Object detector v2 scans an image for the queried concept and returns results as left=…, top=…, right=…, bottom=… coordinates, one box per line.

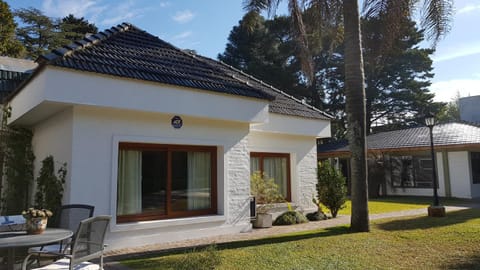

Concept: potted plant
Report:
left=22, top=208, right=53, bottom=234
left=250, top=172, right=284, bottom=228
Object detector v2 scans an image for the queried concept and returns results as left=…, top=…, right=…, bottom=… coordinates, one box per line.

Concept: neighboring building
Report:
left=6, top=23, right=332, bottom=250
left=0, top=57, right=37, bottom=100
left=459, top=95, right=480, bottom=123
left=318, top=122, right=480, bottom=199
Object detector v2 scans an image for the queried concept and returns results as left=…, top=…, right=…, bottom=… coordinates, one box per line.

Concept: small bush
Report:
left=250, top=172, right=284, bottom=213
left=273, top=211, right=308, bottom=225
left=306, top=211, right=328, bottom=221
left=174, top=245, right=221, bottom=270
left=317, top=160, right=347, bottom=218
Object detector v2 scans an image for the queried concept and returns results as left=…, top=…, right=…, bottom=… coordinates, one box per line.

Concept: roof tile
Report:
left=37, top=23, right=330, bottom=120
left=318, top=122, right=480, bottom=154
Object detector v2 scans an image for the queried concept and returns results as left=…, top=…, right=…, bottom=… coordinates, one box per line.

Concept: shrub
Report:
left=306, top=211, right=328, bottom=221
left=34, top=156, right=67, bottom=222
left=250, top=172, right=284, bottom=213
left=316, top=160, right=347, bottom=218
left=273, top=211, right=308, bottom=225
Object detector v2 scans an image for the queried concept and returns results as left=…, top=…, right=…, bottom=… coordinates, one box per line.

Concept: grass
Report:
left=119, top=199, right=480, bottom=270
left=335, top=196, right=471, bottom=215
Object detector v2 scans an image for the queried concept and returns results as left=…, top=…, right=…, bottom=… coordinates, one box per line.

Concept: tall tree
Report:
left=14, top=8, right=62, bottom=59
left=245, top=0, right=453, bottom=232
left=0, top=0, right=24, bottom=57
left=60, top=14, right=98, bottom=42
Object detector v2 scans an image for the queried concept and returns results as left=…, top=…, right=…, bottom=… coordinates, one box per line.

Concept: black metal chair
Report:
left=22, top=215, right=111, bottom=270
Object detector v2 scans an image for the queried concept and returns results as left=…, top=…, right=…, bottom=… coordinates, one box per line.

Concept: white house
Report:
left=6, top=23, right=331, bottom=250
left=318, top=122, right=480, bottom=199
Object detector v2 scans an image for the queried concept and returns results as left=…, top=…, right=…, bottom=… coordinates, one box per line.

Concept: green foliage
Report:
left=173, top=245, right=221, bottom=270
left=250, top=171, right=284, bottom=213
left=220, top=12, right=442, bottom=139
left=0, top=106, right=35, bottom=215
left=60, top=14, right=98, bottom=42
left=0, top=0, right=24, bottom=57
left=306, top=211, right=328, bottom=221
left=316, top=160, right=347, bottom=218
left=34, top=156, right=66, bottom=217
left=14, top=8, right=63, bottom=59
left=437, top=92, right=460, bottom=122
left=273, top=210, right=308, bottom=225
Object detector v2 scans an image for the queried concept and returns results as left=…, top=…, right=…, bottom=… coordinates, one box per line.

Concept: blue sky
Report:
left=6, top=0, right=480, bottom=102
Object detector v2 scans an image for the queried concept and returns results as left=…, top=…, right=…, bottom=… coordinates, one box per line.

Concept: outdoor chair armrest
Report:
left=22, top=251, right=72, bottom=270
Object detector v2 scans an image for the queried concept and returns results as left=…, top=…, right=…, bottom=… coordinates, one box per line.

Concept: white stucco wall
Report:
left=31, top=108, right=74, bottom=203
left=66, top=106, right=253, bottom=250
left=386, top=152, right=446, bottom=197
left=248, top=130, right=319, bottom=212
left=449, top=151, right=472, bottom=198
left=8, top=67, right=269, bottom=126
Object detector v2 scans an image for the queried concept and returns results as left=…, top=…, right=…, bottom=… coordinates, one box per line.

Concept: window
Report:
left=250, top=152, right=291, bottom=201
left=472, top=152, right=480, bottom=184
left=117, top=143, right=217, bottom=223
left=390, top=155, right=433, bottom=188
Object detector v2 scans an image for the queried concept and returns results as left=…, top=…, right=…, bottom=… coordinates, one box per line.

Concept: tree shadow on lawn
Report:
left=109, top=226, right=352, bottom=262
left=377, top=208, right=480, bottom=231
left=441, top=253, right=480, bottom=270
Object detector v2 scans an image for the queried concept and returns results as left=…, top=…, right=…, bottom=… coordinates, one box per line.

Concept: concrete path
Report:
left=103, top=204, right=477, bottom=269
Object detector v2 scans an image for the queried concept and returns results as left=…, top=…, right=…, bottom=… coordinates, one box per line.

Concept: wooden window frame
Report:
left=117, top=142, right=217, bottom=223
left=250, top=152, right=291, bottom=202
left=472, top=152, right=480, bottom=184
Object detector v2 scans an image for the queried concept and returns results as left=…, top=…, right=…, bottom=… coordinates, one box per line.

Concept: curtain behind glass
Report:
left=117, top=150, right=142, bottom=215
left=250, top=157, right=260, bottom=174
left=263, top=157, right=287, bottom=197
left=187, top=152, right=211, bottom=210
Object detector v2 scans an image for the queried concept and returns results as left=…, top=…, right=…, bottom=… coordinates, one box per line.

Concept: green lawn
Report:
left=336, top=196, right=471, bottom=215
left=121, top=207, right=480, bottom=270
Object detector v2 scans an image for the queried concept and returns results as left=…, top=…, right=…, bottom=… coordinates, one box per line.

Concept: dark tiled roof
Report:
left=36, top=23, right=331, bottom=120
left=318, top=122, right=480, bottom=154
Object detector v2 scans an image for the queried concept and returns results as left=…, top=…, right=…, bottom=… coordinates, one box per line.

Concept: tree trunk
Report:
left=343, top=0, right=369, bottom=232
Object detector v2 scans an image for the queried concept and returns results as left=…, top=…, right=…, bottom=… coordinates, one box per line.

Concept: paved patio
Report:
left=103, top=204, right=477, bottom=269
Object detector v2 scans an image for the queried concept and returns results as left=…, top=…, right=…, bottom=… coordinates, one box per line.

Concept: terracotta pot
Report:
left=26, top=217, right=48, bottom=234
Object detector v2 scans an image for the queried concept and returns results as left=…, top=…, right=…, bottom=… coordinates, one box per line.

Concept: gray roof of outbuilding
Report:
left=318, top=122, right=480, bottom=154
left=33, top=23, right=331, bottom=120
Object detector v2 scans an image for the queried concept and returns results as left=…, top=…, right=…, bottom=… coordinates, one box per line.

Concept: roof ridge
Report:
left=212, top=58, right=333, bottom=119
left=37, top=22, right=134, bottom=65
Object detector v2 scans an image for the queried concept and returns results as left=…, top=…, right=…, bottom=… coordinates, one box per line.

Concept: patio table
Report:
left=0, top=228, right=73, bottom=270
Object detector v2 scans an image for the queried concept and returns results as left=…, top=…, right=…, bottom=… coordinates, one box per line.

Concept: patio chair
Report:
left=22, top=215, right=111, bottom=270
left=30, top=204, right=94, bottom=254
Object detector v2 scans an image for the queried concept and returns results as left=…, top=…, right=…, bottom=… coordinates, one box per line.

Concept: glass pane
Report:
left=263, top=157, right=288, bottom=197
left=117, top=150, right=143, bottom=215
left=413, top=157, right=433, bottom=188
left=171, top=151, right=212, bottom=211
left=141, top=151, right=167, bottom=214
left=250, top=157, right=260, bottom=174
left=472, top=152, right=480, bottom=184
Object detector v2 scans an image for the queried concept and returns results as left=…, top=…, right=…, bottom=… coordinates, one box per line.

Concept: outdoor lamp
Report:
left=424, top=112, right=446, bottom=217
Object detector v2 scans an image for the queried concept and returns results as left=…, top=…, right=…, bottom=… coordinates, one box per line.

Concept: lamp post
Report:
left=425, top=113, right=445, bottom=217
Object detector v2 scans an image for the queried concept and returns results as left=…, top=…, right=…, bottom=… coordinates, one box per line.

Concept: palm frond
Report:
left=420, top=0, right=453, bottom=45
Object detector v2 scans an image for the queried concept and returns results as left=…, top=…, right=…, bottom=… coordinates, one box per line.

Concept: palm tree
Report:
left=243, top=0, right=452, bottom=232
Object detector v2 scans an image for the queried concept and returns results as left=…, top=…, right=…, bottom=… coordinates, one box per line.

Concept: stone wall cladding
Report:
left=226, top=136, right=251, bottom=224
left=297, top=146, right=318, bottom=210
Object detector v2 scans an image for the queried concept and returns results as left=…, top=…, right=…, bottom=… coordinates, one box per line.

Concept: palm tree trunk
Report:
left=343, top=0, right=369, bottom=232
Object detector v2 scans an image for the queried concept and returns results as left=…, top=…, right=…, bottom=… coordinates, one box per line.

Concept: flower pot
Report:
left=26, top=217, right=48, bottom=234
left=253, top=213, right=272, bottom=228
